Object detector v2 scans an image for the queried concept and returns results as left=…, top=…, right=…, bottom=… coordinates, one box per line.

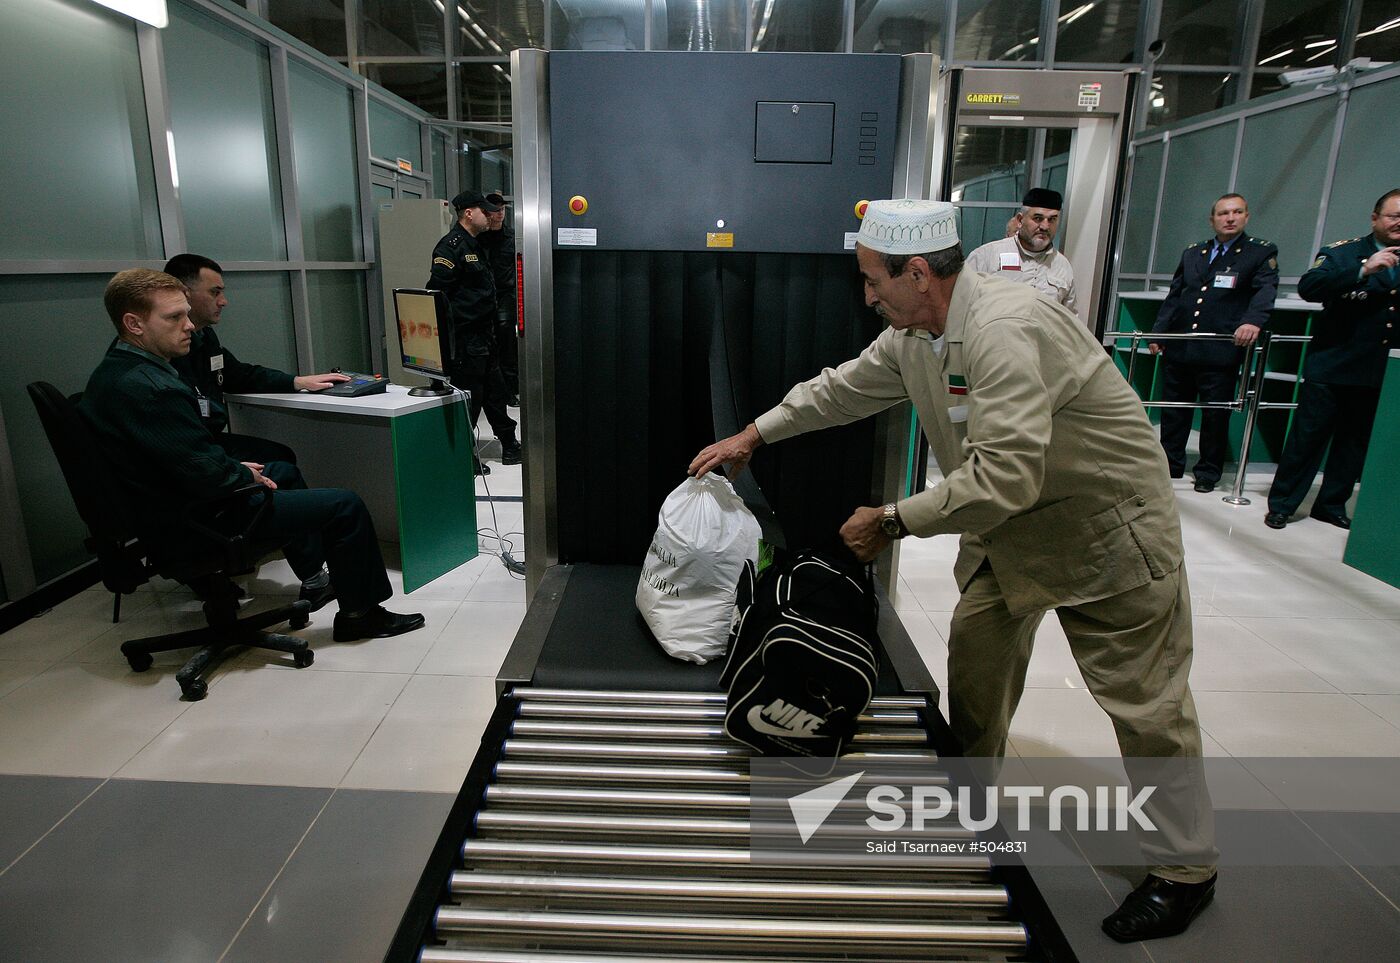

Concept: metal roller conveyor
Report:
left=498, top=738, right=941, bottom=765
left=420, top=951, right=952, bottom=963
left=461, top=839, right=992, bottom=875
left=432, top=907, right=1029, bottom=952
left=507, top=719, right=931, bottom=745
left=472, top=809, right=975, bottom=841
left=492, top=760, right=951, bottom=788
left=481, top=784, right=958, bottom=817
left=449, top=873, right=1010, bottom=909
left=513, top=701, right=924, bottom=727
left=508, top=687, right=930, bottom=711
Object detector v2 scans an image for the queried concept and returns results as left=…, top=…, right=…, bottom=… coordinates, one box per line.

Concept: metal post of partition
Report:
left=1223, top=331, right=1272, bottom=506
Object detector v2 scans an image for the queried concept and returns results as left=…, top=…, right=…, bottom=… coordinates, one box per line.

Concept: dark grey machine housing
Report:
left=549, top=51, right=901, bottom=253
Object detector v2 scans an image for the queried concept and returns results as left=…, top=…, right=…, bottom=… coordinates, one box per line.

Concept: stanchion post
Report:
left=1223, top=331, right=1273, bottom=506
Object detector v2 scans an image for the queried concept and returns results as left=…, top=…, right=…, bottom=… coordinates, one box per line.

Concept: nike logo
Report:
left=747, top=700, right=824, bottom=739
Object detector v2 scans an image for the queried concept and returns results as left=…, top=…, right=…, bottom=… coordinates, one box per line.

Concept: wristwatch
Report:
left=879, top=503, right=905, bottom=539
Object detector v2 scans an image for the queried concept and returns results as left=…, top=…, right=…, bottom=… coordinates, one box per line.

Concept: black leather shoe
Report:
left=1102, top=873, right=1216, bottom=943
left=333, top=606, right=425, bottom=642
left=502, top=444, right=522, bottom=466
left=474, top=461, right=491, bottom=476
left=508, top=394, right=520, bottom=408
left=1264, top=512, right=1288, bottom=529
left=1309, top=509, right=1351, bottom=529
left=1193, top=479, right=1216, bottom=493
left=297, top=582, right=337, bottom=612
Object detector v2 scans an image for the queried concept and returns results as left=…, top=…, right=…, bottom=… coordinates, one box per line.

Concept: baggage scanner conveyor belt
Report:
left=387, top=564, right=1075, bottom=962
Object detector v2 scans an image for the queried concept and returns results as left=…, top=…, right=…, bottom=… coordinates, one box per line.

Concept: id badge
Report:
left=1213, top=274, right=1237, bottom=289
left=998, top=252, right=1021, bottom=271
left=198, top=397, right=211, bottom=418
left=210, top=354, right=225, bottom=371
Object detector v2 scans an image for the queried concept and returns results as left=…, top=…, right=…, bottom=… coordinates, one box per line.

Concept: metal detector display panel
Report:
left=549, top=51, right=901, bottom=253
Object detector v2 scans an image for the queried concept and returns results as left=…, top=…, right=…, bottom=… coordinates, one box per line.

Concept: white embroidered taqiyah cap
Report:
left=857, top=199, right=959, bottom=255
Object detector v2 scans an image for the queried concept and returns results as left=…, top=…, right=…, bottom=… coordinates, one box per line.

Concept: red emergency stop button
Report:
left=854, top=199, right=870, bottom=218
left=569, top=195, right=588, bottom=215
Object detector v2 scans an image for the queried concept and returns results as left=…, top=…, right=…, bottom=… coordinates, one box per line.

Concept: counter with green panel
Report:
left=1109, top=290, right=1320, bottom=462
left=1344, top=350, right=1400, bottom=589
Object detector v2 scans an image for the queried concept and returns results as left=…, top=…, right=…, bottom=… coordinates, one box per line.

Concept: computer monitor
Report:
left=393, top=288, right=453, bottom=397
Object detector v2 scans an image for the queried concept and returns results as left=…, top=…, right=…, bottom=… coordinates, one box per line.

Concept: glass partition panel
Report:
left=166, top=1, right=287, bottom=261
left=665, top=0, right=746, bottom=50
left=1151, top=121, right=1237, bottom=275
left=219, top=272, right=298, bottom=374
left=307, top=271, right=371, bottom=372
left=1253, top=0, right=1345, bottom=77
left=1234, top=97, right=1334, bottom=276
left=853, top=0, right=944, bottom=54
left=1119, top=139, right=1163, bottom=274
left=0, top=0, right=159, bottom=260
left=267, top=0, right=348, bottom=57
left=369, top=98, right=425, bottom=169
left=0, top=274, right=117, bottom=582
left=458, top=62, right=512, bottom=126
left=954, top=0, right=1041, bottom=61
left=550, top=0, right=650, bottom=50
left=361, top=0, right=444, bottom=56
left=462, top=0, right=545, bottom=51
left=289, top=61, right=363, bottom=262
left=1322, top=78, right=1400, bottom=248
left=433, top=131, right=448, bottom=200
left=362, top=62, right=449, bottom=118
left=1355, top=0, right=1400, bottom=62
left=750, top=0, right=844, bottom=51
left=1144, top=70, right=1236, bottom=127
left=1156, top=0, right=1242, bottom=65
left=1056, top=0, right=1141, bottom=63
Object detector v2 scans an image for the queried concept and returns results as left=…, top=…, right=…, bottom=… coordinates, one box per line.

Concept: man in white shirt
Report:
left=965, top=188, right=1077, bottom=312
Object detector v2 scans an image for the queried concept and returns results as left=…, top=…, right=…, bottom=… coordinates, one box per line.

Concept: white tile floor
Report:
left=0, top=459, right=1397, bottom=800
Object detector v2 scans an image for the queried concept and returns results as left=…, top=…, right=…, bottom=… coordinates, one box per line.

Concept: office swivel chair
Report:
left=27, top=382, right=314, bottom=701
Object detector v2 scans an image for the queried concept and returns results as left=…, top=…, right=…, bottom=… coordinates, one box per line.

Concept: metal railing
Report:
left=1109, top=329, right=1310, bottom=506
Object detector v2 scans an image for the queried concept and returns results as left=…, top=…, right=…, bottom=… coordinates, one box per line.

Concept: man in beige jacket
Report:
left=690, top=199, right=1217, bottom=944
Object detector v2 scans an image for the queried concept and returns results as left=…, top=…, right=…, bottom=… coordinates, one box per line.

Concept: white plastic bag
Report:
left=637, top=474, right=762, bottom=664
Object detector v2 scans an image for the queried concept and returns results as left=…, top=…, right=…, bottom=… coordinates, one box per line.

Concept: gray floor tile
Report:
left=1296, top=811, right=1400, bottom=908
left=0, top=778, right=329, bottom=962
left=223, top=788, right=454, bottom=963
left=0, top=774, right=102, bottom=871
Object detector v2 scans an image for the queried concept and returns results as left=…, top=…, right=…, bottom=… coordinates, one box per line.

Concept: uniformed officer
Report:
left=428, top=190, right=521, bottom=471
left=964, top=188, right=1078, bottom=312
left=81, top=270, right=424, bottom=642
left=691, top=200, right=1217, bottom=944
left=1266, top=188, right=1400, bottom=529
left=478, top=191, right=519, bottom=407
left=164, top=254, right=349, bottom=466
left=1149, top=194, right=1279, bottom=493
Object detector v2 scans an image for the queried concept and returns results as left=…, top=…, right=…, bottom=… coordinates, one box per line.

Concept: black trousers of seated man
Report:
left=1267, top=380, right=1381, bottom=519
left=1158, top=361, right=1238, bottom=485
left=213, top=431, right=298, bottom=467
left=450, top=351, right=517, bottom=444
left=217, top=461, right=392, bottom=614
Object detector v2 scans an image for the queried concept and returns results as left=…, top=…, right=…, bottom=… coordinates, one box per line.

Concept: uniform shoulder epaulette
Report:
left=1249, top=236, right=1274, bottom=247
left=1327, top=236, right=1363, bottom=248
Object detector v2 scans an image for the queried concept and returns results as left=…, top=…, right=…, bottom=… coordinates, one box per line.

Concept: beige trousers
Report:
left=947, top=561, right=1218, bottom=883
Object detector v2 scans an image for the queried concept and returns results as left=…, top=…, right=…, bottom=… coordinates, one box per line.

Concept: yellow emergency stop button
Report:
left=854, top=199, right=870, bottom=218
left=568, top=195, right=588, bottom=215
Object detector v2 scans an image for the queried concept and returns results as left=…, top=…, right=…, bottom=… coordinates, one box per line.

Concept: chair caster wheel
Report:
left=180, top=679, right=208, bottom=701
left=126, top=652, right=154, bottom=672
left=293, top=650, right=314, bottom=668
left=289, top=612, right=309, bottom=630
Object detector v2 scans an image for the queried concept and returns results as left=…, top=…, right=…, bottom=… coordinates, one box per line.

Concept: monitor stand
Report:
left=408, top=377, right=453, bottom=397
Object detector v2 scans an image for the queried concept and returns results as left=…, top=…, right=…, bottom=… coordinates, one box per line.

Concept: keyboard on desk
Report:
left=322, top=371, right=389, bottom=397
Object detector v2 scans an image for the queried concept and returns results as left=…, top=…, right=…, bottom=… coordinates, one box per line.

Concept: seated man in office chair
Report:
left=79, top=269, right=424, bottom=643
left=164, top=253, right=349, bottom=466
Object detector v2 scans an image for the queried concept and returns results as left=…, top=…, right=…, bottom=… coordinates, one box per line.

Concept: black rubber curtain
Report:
left=553, top=250, right=882, bottom=564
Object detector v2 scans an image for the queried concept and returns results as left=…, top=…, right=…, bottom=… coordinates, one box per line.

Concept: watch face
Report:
left=880, top=517, right=901, bottom=537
